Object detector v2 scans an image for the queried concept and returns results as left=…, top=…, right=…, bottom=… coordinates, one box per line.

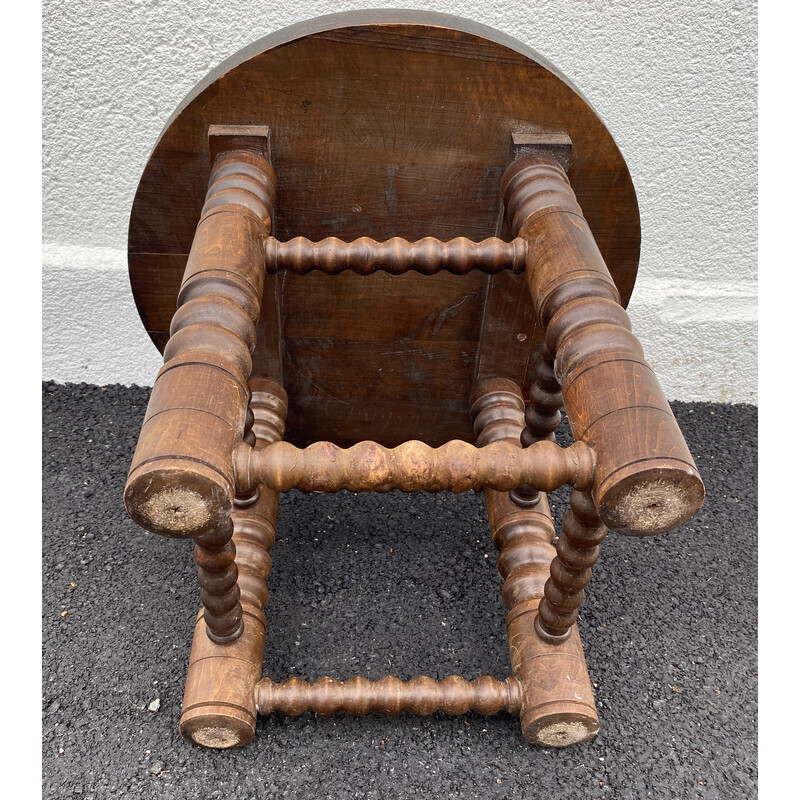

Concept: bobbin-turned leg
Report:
left=502, top=155, right=704, bottom=535
left=522, top=338, right=563, bottom=446
left=180, top=380, right=287, bottom=748
left=519, top=329, right=607, bottom=645
left=123, top=145, right=277, bottom=644
left=471, top=378, right=598, bottom=747
left=509, top=338, right=563, bottom=508
left=535, top=489, right=607, bottom=643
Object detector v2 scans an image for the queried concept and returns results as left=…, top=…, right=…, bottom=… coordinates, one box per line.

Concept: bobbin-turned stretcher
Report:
left=123, top=11, right=704, bottom=749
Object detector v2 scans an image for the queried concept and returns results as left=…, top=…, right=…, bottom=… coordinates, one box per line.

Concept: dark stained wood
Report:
left=278, top=272, right=484, bottom=343
left=534, top=489, right=608, bottom=643
left=251, top=274, right=284, bottom=387
left=474, top=269, right=540, bottom=391
left=128, top=11, right=640, bottom=448
left=180, top=379, right=287, bottom=748
left=256, top=675, right=522, bottom=717
left=474, top=133, right=574, bottom=407
left=265, top=235, right=526, bottom=275
left=521, top=339, right=563, bottom=446
left=125, top=149, right=278, bottom=643
left=502, top=154, right=704, bottom=535
left=125, top=151, right=276, bottom=541
left=470, top=378, right=599, bottom=746
left=121, top=12, right=706, bottom=751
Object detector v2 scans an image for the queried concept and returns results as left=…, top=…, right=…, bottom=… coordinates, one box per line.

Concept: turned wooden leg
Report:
left=471, top=378, right=599, bottom=747
left=535, top=489, right=608, bottom=643
left=502, top=155, right=704, bottom=535
left=123, top=147, right=276, bottom=642
left=180, top=380, right=287, bottom=748
left=509, top=339, right=564, bottom=508
left=193, top=521, right=242, bottom=643
left=522, top=338, right=563, bottom=446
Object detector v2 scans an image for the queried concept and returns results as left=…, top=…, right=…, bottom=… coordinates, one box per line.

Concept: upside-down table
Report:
left=123, top=10, right=705, bottom=749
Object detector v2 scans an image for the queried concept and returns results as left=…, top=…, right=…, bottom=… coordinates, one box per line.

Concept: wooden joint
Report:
left=208, top=124, right=271, bottom=164
left=533, top=613, right=573, bottom=645
left=510, top=131, right=572, bottom=174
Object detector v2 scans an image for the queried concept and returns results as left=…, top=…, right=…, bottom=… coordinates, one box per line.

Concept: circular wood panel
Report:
left=129, top=10, right=640, bottom=447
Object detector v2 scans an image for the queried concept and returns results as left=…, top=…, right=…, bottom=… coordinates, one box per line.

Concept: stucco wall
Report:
left=42, top=0, right=757, bottom=402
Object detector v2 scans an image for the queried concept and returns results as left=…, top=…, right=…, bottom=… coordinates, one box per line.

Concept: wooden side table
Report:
left=124, top=10, right=704, bottom=749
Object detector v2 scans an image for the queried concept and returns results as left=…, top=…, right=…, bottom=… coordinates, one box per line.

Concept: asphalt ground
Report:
left=42, top=383, right=757, bottom=799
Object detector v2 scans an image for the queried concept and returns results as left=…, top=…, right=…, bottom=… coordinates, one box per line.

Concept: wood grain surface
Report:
left=128, top=11, right=640, bottom=447
left=471, top=377, right=599, bottom=747
left=502, top=154, right=704, bottom=534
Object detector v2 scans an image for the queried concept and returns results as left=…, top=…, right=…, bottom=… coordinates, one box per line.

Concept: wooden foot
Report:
left=472, top=378, right=598, bottom=747
left=506, top=600, right=599, bottom=746
left=179, top=607, right=266, bottom=748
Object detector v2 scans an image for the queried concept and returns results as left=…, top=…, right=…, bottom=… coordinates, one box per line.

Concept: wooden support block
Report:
left=208, top=125, right=271, bottom=164
left=510, top=132, right=573, bottom=174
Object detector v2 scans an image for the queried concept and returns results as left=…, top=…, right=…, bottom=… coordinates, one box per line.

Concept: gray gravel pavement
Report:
left=42, top=383, right=757, bottom=799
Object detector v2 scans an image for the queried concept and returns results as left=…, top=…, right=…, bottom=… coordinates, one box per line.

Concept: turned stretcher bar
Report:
left=232, top=438, right=595, bottom=494
left=256, top=675, right=523, bottom=717
left=263, top=235, right=527, bottom=275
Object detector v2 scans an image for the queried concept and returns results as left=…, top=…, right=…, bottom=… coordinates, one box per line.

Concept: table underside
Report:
left=128, top=12, right=640, bottom=446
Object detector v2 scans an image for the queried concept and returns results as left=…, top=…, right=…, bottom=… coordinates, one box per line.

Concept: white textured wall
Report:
left=42, top=0, right=757, bottom=402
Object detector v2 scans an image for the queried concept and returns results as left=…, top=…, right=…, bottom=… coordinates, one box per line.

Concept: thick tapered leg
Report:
left=124, top=147, right=277, bottom=643
left=472, top=378, right=598, bottom=746
left=502, top=155, right=704, bottom=535
left=180, top=380, right=287, bottom=748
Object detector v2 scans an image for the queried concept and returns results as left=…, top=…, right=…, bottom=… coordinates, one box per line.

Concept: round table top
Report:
left=129, top=10, right=640, bottom=447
